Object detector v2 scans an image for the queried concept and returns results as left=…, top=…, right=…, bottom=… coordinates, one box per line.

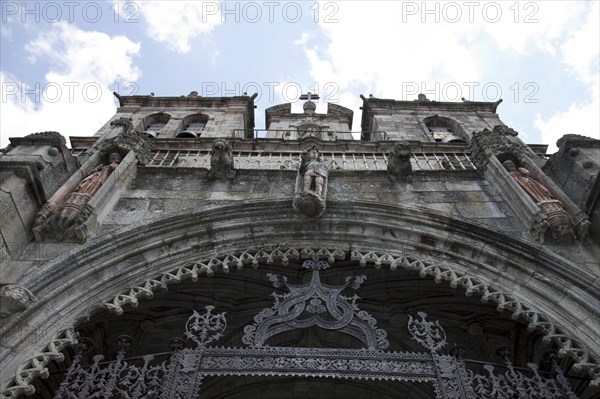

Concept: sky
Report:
left=1, top=0, right=598, bottom=151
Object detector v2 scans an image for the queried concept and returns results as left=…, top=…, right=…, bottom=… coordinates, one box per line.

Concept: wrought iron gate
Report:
left=54, top=258, right=578, bottom=398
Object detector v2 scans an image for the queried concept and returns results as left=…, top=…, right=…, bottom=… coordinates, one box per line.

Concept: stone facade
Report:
left=0, top=93, right=598, bottom=398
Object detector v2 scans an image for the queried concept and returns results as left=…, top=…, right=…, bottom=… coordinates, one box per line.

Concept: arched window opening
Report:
left=178, top=113, right=209, bottom=138
left=423, top=115, right=467, bottom=144
left=142, top=113, right=171, bottom=138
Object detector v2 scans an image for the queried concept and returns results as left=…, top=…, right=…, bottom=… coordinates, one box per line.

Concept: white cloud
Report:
left=139, top=1, right=222, bottom=53
left=1, top=23, right=140, bottom=148
left=534, top=1, right=600, bottom=152
left=482, top=2, right=585, bottom=54
left=299, top=0, right=598, bottom=141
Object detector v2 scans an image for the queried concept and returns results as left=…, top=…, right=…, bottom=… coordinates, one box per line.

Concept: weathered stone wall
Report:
left=368, top=107, right=503, bottom=142
left=100, top=168, right=523, bottom=236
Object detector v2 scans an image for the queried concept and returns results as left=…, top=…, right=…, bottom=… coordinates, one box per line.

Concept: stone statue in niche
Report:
left=502, top=159, right=576, bottom=242
left=293, top=147, right=328, bottom=217
left=33, top=151, right=122, bottom=242
left=208, top=139, right=235, bottom=180
left=387, top=141, right=413, bottom=182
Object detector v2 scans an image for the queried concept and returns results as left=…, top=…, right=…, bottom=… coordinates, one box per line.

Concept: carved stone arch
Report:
left=141, top=112, right=171, bottom=138
left=178, top=112, right=210, bottom=138
left=423, top=115, right=468, bottom=143
left=1, top=200, right=598, bottom=397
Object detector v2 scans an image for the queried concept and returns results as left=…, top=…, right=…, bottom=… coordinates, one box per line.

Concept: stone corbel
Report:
left=0, top=284, right=36, bottom=318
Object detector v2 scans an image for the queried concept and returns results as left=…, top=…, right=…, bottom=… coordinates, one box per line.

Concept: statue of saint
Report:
left=503, top=159, right=575, bottom=242
left=35, top=151, right=122, bottom=241
left=74, top=152, right=122, bottom=195
left=293, top=147, right=329, bottom=217
left=300, top=147, right=328, bottom=196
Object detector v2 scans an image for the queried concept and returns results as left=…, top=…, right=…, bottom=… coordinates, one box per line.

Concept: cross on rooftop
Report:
left=299, top=92, right=320, bottom=102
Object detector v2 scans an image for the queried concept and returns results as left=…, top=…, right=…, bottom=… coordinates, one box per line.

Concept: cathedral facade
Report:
left=0, top=91, right=598, bottom=398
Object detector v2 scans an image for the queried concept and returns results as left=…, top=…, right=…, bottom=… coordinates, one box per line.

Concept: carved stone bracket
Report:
left=0, top=285, right=36, bottom=318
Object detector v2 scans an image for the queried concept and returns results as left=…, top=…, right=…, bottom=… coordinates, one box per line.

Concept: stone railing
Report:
left=146, top=149, right=476, bottom=171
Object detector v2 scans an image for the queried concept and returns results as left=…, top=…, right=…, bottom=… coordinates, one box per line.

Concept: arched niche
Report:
left=423, top=115, right=468, bottom=144
left=177, top=113, right=209, bottom=138
left=141, top=112, right=171, bottom=138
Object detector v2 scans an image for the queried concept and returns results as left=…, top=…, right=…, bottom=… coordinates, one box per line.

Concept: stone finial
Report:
left=300, top=92, right=320, bottom=115
left=293, top=147, right=329, bottom=217
left=387, top=141, right=413, bottom=183
left=0, top=285, right=36, bottom=318
left=207, top=139, right=235, bottom=180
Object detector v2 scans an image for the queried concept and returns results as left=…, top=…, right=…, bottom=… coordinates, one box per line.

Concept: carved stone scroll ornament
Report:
left=207, top=139, right=235, bottom=180
left=293, top=147, right=328, bottom=217
left=387, top=141, right=413, bottom=182
left=0, top=285, right=36, bottom=318
left=32, top=152, right=122, bottom=242
left=503, top=159, right=577, bottom=243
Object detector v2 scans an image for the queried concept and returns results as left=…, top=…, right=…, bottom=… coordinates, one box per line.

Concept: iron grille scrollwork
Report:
left=54, top=259, right=579, bottom=399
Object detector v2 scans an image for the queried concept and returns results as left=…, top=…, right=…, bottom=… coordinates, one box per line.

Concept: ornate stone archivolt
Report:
left=2, top=328, right=78, bottom=398
left=2, top=244, right=598, bottom=397
left=48, top=263, right=581, bottom=398
left=96, top=246, right=599, bottom=383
